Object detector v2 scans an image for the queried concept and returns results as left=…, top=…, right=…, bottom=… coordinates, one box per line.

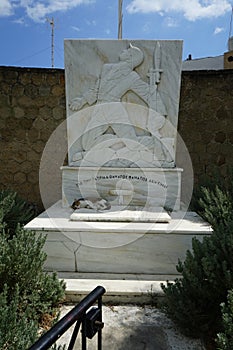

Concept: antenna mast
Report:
left=229, top=5, right=233, bottom=39
left=47, top=17, right=55, bottom=67
left=118, top=0, right=123, bottom=39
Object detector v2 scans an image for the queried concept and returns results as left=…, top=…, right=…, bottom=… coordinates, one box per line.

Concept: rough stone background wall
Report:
left=0, top=66, right=233, bottom=211
left=179, top=70, right=233, bottom=181
left=0, top=67, right=66, bottom=211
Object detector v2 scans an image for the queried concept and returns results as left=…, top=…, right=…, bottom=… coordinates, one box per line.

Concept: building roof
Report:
left=182, top=55, right=224, bottom=71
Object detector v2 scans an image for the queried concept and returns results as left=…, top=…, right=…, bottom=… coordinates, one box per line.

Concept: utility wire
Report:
left=54, top=47, right=64, bottom=67
left=12, top=46, right=50, bottom=65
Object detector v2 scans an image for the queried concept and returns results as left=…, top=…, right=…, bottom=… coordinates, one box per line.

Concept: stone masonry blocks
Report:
left=0, top=66, right=233, bottom=210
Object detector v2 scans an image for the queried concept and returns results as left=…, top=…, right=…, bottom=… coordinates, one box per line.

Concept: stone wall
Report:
left=0, top=67, right=66, bottom=211
left=179, top=70, right=233, bottom=181
left=0, top=66, right=233, bottom=211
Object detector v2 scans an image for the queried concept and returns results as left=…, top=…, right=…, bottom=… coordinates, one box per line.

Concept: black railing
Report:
left=28, top=285, right=106, bottom=350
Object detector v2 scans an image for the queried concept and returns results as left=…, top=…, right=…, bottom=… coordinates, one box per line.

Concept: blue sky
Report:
left=0, top=0, right=233, bottom=68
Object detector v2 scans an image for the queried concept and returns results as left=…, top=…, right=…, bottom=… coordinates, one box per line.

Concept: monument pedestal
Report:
left=61, top=166, right=183, bottom=212
left=25, top=39, right=212, bottom=291
left=25, top=201, right=212, bottom=274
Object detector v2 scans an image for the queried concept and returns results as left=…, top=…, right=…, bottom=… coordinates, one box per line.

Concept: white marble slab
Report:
left=25, top=201, right=211, bottom=235
left=64, top=40, right=183, bottom=167
left=25, top=201, right=212, bottom=273
left=70, top=206, right=171, bottom=223
left=74, top=234, right=200, bottom=274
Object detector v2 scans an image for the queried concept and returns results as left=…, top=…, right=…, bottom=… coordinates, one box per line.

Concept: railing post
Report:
left=28, top=286, right=105, bottom=350
left=98, top=296, right=102, bottom=350
left=82, top=313, right=87, bottom=350
left=67, top=319, right=81, bottom=350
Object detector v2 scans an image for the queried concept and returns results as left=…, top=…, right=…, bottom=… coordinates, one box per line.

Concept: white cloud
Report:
left=72, top=25, right=81, bottom=32
left=164, top=17, right=178, bottom=27
left=127, top=0, right=232, bottom=21
left=85, top=19, right=96, bottom=26
left=0, top=0, right=14, bottom=16
left=0, top=0, right=95, bottom=22
left=26, top=3, right=47, bottom=22
left=214, top=26, right=224, bottom=34
left=13, top=17, right=26, bottom=25
left=142, top=22, right=151, bottom=33
left=28, top=0, right=95, bottom=22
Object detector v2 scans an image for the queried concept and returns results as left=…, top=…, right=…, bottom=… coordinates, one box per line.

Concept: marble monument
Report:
left=25, top=39, right=212, bottom=275
left=62, top=40, right=183, bottom=216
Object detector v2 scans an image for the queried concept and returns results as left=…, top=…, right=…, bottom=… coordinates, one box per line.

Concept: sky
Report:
left=0, top=0, right=233, bottom=68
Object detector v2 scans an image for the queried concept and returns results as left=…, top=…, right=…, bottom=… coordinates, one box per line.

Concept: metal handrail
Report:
left=28, top=285, right=106, bottom=350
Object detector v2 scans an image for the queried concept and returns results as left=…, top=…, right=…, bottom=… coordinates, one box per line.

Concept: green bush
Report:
left=217, top=289, right=233, bottom=350
left=162, top=220, right=233, bottom=339
left=0, top=226, right=66, bottom=322
left=0, top=189, right=66, bottom=348
left=162, top=170, right=233, bottom=344
left=0, top=189, right=36, bottom=237
left=191, top=169, right=233, bottom=228
left=197, top=185, right=233, bottom=228
left=0, top=285, right=38, bottom=350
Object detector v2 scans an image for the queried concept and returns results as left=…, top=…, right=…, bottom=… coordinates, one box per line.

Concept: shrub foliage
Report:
left=191, top=169, right=233, bottom=228
left=162, top=221, right=233, bottom=338
left=217, top=289, right=233, bottom=350
left=0, top=190, right=66, bottom=348
left=162, top=172, right=233, bottom=345
left=0, top=285, right=38, bottom=350
left=0, top=226, right=66, bottom=319
left=0, top=189, right=36, bottom=237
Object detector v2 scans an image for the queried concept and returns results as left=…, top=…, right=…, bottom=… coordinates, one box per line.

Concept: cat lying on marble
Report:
left=71, top=198, right=111, bottom=211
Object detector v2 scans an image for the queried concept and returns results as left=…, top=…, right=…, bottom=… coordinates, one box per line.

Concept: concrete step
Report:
left=58, top=272, right=180, bottom=304
left=53, top=274, right=206, bottom=350
left=55, top=304, right=206, bottom=350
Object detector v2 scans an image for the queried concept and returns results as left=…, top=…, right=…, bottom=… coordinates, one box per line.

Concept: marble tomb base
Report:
left=61, top=166, right=183, bottom=211
left=25, top=201, right=212, bottom=275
